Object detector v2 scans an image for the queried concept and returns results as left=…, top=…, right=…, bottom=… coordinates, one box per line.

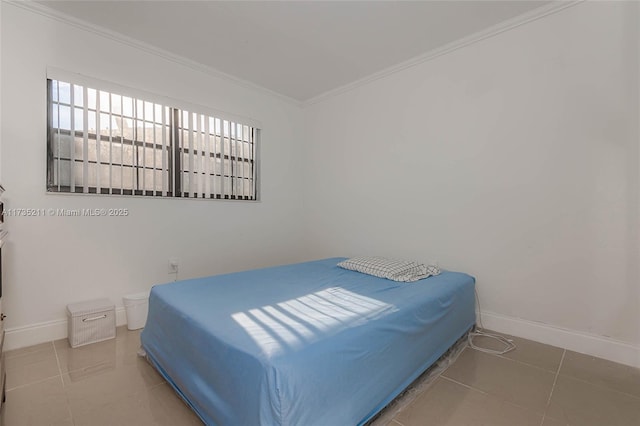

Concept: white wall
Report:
left=303, top=2, right=640, bottom=363
left=2, top=1, right=639, bottom=366
left=0, top=3, right=306, bottom=348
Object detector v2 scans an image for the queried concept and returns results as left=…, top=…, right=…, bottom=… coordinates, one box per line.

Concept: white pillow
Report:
left=337, top=256, right=440, bottom=282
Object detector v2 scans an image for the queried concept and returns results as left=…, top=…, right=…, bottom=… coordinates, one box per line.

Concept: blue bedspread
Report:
left=141, top=258, right=475, bottom=426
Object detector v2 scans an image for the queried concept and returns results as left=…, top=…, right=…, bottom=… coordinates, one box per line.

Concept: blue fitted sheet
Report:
left=141, top=258, right=475, bottom=426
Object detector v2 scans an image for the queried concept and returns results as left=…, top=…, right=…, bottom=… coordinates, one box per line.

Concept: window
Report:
left=47, top=78, right=258, bottom=200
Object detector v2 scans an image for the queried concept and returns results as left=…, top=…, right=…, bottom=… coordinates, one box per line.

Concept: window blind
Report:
left=47, top=77, right=259, bottom=200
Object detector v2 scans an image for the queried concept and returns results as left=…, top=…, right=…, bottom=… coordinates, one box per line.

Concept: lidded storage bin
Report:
left=67, top=298, right=116, bottom=348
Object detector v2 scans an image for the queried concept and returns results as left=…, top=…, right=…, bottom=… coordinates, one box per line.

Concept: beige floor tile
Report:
left=4, top=376, right=71, bottom=426
left=5, top=341, right=59, bottom=390
left=51, top=419, right=74, bottom=426
left=394, top=378, right=542, bottom=426
left=72, top=385, right=161, bottom=426
left=560, top=350, right=640, bottom=398
left=541, top=417, right=568, bottom=426
left=8, top=328, right=640, bottom=426
left=54, top=336, right=118, bottom=375
left=115, top=326, right=144, bottom=355
left=72, top=383, right=203, bottom=426
left=442, top=348, right=555, bottom=413
left=546, top=374, right=640, bottom=426
left=474, top=330, right=564, bottom=372
left=147, top=383, right=204, bottom=425
left=63, top=355, right=165, bottom=417
left=5, top=341, right=55, bottom=360
left=54, top=327, right=143, bottom=375
left=5, top=349, right=61, bottom=390
left=370, top=400, right=405, bottom=426
left=370, top=417, right=397, bottom=426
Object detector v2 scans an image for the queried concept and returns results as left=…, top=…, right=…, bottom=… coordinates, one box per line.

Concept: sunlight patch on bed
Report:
left=232, top=287, right=396, bottom=356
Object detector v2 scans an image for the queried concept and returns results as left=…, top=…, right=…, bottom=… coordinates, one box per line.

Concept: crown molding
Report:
left=3, top=1, right=585, bottom=109
left=4, top=0, right=303, bottom=107
left=303, top=0, right=584, bottom=107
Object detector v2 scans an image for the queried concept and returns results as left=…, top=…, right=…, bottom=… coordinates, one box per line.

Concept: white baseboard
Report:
left=4, top=307, right=127, bottom=351
left=5, top=308, right=639, bottom=369
left=480, top=310, right=640, bottom=368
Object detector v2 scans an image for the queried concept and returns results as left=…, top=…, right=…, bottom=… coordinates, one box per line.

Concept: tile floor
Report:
left=3, top=327, right=640, bottom=425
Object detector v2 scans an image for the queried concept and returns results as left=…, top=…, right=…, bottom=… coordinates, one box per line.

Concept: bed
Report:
left=140, top=257, right=476, bottom=425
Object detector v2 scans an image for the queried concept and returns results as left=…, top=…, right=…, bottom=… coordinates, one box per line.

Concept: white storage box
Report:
left=67, top=298, right=116, bottom=348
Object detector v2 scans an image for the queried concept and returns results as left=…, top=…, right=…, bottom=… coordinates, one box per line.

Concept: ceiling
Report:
left=37, top=1, right=551, bottom=102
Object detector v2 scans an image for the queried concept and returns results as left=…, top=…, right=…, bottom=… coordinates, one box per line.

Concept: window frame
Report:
left=46, top=69, right=261, bottom=201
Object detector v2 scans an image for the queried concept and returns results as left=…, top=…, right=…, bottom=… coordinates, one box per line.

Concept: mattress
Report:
left=141, top=258, right=475, bottom=425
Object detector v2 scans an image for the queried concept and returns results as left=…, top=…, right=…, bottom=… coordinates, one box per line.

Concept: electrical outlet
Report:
left=168, top=258, right=179, bottom=274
